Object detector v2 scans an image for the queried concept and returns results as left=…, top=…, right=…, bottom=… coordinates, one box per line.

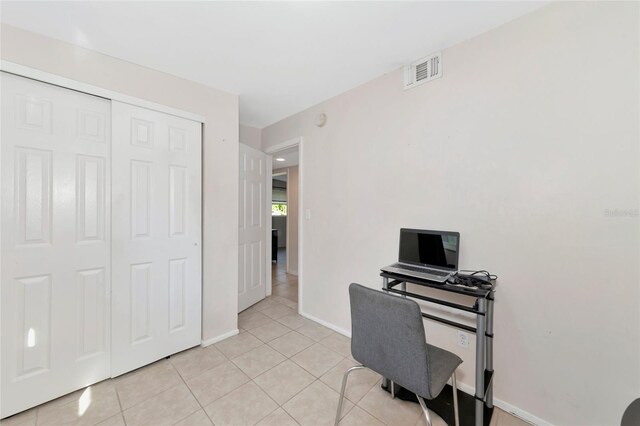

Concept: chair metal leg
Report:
left=417, top=396, right=433, bottom=426
left=335, top=365, right=365, bottom=426
left=452, top=372, right=460, bottom=426
left=391, top=380, right=395, bottom=399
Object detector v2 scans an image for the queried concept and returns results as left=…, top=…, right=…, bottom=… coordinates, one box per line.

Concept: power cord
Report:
left=446, top=270, right=496, bottom=289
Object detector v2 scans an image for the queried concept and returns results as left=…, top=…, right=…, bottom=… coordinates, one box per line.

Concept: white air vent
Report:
left=404, top=52, right=442, bottom=90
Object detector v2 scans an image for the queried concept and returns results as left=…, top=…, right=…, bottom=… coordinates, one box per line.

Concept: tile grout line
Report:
left=175, top=295, right=319, bottom=424
left=357, top=378, right=422, bottom=426
left=187, top=334, right=284, bottom=426
left=255, top=404, right=298, bottom=426
left=257, top=298, right=372, bottom=425
left=240, top=298, right=349, bottom=424
left=244, top=319, right=294, bottom=343
left=250, top=353, right=312, bottom=405
left=244, top=298, right=346, bottom=378
left=187, top=341, right=301, bottom=424
left=353, top=382, right=388, bottom=425
left=288, top=352, right=346, bottom=380
left=265, top=333, right=315, bottom=358
left=246, top=379, right=282, bottom=425
left=113, top=361, right=180, bottom=415
left=113, top=382, right=126, bottom=426
left=171, top=355, right=217, bottom=426
left=276, top=377, right=321, bottom=423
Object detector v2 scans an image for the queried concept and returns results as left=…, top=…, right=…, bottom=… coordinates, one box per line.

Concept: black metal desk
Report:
left=380, top=271, right=496, bottom=426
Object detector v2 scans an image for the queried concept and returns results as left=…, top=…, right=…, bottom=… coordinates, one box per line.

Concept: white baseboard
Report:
left=456, top=382, right=552, bottom=426
left=201, top=329, right=239, bottom=347
left=299, top=311, right=351, bottom=338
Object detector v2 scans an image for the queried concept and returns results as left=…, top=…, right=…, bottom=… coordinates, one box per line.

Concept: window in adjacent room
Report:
left=272, top=203, right=287, bottom=216
left=272, top=174, right=287, bottom=215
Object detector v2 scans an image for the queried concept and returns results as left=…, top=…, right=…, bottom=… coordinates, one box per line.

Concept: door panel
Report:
left=1, top=73, right=111, bottom=418
left=77, top=155, right=106, bottom=242
left=111, top=102, right=201, bottom=377
left=238, top=144, right=267, bottom=312
left=16, top=274, right=52, bottom=376
left=76, top=268, right=106, bottom=359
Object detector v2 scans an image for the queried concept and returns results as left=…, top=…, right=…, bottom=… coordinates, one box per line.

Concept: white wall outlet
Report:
left=457, top=331, right=470, bottom=348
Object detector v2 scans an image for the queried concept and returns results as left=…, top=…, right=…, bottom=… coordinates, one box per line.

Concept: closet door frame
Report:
left=0, top=63, right=205, bottom=354
left=0, top=61, right=205, bottom=123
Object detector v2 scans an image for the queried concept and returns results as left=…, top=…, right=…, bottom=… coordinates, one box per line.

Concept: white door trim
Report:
left=284, top=168, right=291, bottom=275
left=265, top=156, right=273, bottom=297
left=265, top=137, right=303, bottom=155
left=264, top=137, right=303, bottom=313
left=0, top=61, right=205, bottom=122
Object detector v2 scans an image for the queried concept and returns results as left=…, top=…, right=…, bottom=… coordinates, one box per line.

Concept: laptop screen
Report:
left=398, top=229, right=460, bottom=270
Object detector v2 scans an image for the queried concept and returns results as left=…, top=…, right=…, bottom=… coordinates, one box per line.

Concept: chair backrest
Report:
left=622, top=399, right=640, bottom=426
left=349, top=283, right=432, bottom=399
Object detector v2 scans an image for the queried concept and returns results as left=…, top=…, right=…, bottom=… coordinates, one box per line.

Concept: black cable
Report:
left=459, top=270, right=497, bottom=280
left=447, top=269, right=497, bottom=288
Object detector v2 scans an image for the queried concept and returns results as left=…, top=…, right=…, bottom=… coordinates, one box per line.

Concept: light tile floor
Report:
left=1, top=298, right=531, bottom=426
left=271, top=248, right=298, bottom=303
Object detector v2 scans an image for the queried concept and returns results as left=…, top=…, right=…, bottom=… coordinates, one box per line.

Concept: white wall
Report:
left=262, top=2, right=640, bottom=425
left=1, top=24, right=240, bottom=343
left=239, top=124, right=262, bottom=150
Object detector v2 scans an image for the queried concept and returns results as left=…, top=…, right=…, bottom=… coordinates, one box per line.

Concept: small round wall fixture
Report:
left=315, top=113, right=327, bottom=127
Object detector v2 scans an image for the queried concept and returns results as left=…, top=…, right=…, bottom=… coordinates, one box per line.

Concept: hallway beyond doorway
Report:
left=272, top=248, right=298, bottom=303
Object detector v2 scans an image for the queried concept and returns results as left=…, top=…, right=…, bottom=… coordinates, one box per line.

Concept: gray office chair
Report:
left=335, top=283, right=462, bottom=426
left=621, top=399, right=640, bottom=426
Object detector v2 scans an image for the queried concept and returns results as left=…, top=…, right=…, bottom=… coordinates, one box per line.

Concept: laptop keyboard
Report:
left=393, top=264, right=450, bottom=277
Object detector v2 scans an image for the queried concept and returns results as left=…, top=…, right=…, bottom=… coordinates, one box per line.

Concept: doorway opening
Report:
left=270, top=146, right=299, bottom=303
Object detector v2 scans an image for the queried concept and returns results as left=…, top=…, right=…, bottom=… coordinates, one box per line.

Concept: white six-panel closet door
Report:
left=110, top=101, right=202, bottom=377
left=1, top=73, right=111, bottom=418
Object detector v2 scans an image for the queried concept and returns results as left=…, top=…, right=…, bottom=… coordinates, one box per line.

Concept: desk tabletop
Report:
left=380, top=270, right=495, bottom=299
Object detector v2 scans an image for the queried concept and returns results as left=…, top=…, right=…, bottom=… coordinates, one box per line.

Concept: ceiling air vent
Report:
left=404, top=52, right=442, bottom=90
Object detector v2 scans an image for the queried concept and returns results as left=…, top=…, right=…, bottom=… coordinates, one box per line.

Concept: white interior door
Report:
left=1, top=73, right=111, bottom=418
left=111, top=101, right=201, bottom=377
left=238, top=144, right=267, bottom=312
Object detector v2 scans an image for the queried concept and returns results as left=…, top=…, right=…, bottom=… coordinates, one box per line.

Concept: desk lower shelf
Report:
left=381, top=381, right=494, bottom=426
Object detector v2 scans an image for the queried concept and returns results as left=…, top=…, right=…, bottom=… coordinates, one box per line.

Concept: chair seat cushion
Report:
left=424, top=344, right=463, bottom=399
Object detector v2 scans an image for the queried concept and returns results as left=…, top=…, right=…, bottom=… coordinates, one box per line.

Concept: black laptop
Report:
left=381, top=228, right=460, bottom=283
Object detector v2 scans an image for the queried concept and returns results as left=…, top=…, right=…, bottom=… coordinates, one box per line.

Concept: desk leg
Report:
left=382, top=276, right=390, bottom=390
left=486, top=295, right=494, bottom=409
left=475, top=298, right=487, bottom=426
